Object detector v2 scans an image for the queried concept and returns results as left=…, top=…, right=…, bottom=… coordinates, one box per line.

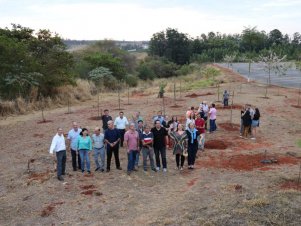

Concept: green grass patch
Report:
left=183, top=78, right=216, bottom=91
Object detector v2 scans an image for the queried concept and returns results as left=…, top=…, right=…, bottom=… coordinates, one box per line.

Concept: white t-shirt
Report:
left=209, top=108, right=217, bottom=120
left=114, top=116, right=129, bottom=129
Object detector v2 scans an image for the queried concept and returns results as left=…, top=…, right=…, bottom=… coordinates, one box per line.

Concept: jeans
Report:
left=56, top=150, right=66, bottom=177
left=135, top=151, right=140, bottom=167
left=71, top=148, right=81, bottom=170
left=106, top=145, right=120, bottom=170
left=118, top=129, right=126, bottom=147
left=198, top=133, right=205, bottom=149
left=188, top=144, right=198, bottom=166
left=176, top=154, right=185, bottom=167
left=154, top=147, right=167, bottom=169
left=94, top=147, right=105, bottom=170
left=142, top=147, right=155, bottom=170
left=127, top=150, right=138, bottom=172
left=240, top=119, right=244, bottom=135
left=209, top=119, right=217, bottom=132
left=223, top=99, right=229, bottom=106
left=79, top=149, right=90, bottom=171
left=203, top=116, right=208, bottom=130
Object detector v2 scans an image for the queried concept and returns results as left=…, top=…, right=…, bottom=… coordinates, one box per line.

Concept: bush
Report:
left=137, top=64, right=155, bottom=80
left=124, top=74, right=138, bottom=87
left=176, top=64, right=195, bottom=75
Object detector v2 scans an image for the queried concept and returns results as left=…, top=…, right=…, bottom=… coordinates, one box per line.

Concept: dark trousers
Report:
left=118, top=129, right=126, bottom=147
left=188, top=145, right=198, bottom=166
left=223, top=99, right=229, bottom=106
left=176, top=154, right=185, bottom=167
left=203, top=116, right=208, bottom=130
left=209, top=119, right=217, bottom=132
left=154, top=147, right=167, bottom=169
left=71, top=149, right=81, bottom=170
left=127, top=150, right=138, bottom=172
left=56, top=150, right=66, bottom=177
left=107, top=145, right=120, bottom=170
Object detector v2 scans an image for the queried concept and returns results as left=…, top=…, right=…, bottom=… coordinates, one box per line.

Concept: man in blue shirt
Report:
left=67, top=121, right=82, bottom=171
left=104, top=120, right=122, bottom=172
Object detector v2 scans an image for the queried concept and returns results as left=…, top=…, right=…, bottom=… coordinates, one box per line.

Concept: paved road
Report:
left=217, top=63, right=301, bottom=89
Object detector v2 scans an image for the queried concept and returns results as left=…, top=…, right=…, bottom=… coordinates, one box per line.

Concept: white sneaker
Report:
left=156, top=167, right=160, bottom=171
left=163, top=168, right=167, bottom=173
left=251, top=137, right=256, bottom=140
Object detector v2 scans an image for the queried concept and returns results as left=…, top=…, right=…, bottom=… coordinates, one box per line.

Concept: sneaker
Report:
left=151, top=168, right=157, bottom=172
left=175, top=166, right=180, bottom=170
left=95, top=167, right=100, bottom=172
left=87, top=171, right=91, bottom=174
left=251, top=137, right=256, bottom=140
left=163, top=168, right=167, bottom=173
left=156, top=167, right=160, bottom=171
left=57, top=176, right=64, bottom=181
left=127, top=171, right=131, bottom=175
left=180, top=167, right=183, bottom=171
left=81, top=170, right=85, bottom=173
left=133, top=168, right=138, bottom=172
left=101, top=169, right=105, bottom=172
left=117, top=167, right=122, bottom=170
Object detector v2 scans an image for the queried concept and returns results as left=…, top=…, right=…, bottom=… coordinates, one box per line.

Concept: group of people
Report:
left=49, top=99, right=260, bottom=181
left=240, top=104, right=261, bottom=140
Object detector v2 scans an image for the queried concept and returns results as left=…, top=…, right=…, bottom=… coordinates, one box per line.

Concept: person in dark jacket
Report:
left=242, top=108, right=252, bottom=139
left=251, top=108, right=261, bottom=140
left=186, top=122, right=200, bottom=169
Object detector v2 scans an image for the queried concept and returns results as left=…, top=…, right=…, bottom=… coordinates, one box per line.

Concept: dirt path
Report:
left=1, top=66, right=301, bottom=225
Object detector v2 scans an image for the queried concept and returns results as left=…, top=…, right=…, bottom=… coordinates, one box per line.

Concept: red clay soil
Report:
left=197, top=154, right=298, bottom=171
left=185, top=92, right=214, bottom=98
left=218, top=123, right=240, bottom=132
left=81, top=190, right=97, bottom=195
left=41, top=201, right=64, bottom=217
left=280, top=180, right=301, bottom=191
left=33, top=133, right=44, bottom=138
left=28, top=170, right=51, bottom=184
left=291, top=105, right=301, bottom=109
left=216, top=104, right=243, bottom=110
left=205, top=140, right=231, bottom=149
left=170, top=105, right=183, bottom=108
left=187, top=178, right=198, bottom=188
left=80, top=185, right=96, bottom=190
left=88, top=116, right=102, bottom=120
left=131, top=91, right=150, bottom=97
left=37, top=120, right=53, bottom=124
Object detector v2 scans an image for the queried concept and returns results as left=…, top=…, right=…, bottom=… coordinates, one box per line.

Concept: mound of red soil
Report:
left=280, top=180, right=301, bottom=191
left=81, top=190, right=97, bottom=195
left=205, top=140, right=230, bottom=149
left=88, top=116, right=102, bottom=120
left=27, top=170, right=51, bottom=185
left=185, top=92, right=214, bottom=98
left=80, top=185, right=96, bottom=190
left=33, top=133, right=44, bottom=138
left=41, top=201, right=64, bottom=217
left=291, top=105, right=301, bottom=109
left=37, top=120, right=53, bottom=124
left=170, top=105, right=182, bottom=108
left=198, top=154, right=298, bottom=171
left=218, top=123, right=240, bottom=131
left=216, top=104, right=243, bottom=110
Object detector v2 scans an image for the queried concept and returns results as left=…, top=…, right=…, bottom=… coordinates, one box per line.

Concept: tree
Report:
left=149, top=28, right=191, bottom=65
left=88, top=66, right=117, bottom=88
left=269, top=29, right=283, bottom=46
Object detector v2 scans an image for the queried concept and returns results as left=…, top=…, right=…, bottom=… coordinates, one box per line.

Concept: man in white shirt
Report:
left=114, top=111, right=129, bottom=147
left=49, top=127, right=66, bottom=181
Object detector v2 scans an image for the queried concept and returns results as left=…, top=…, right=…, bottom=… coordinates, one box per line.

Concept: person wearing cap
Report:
left=49, top=127, right=66, bottom=181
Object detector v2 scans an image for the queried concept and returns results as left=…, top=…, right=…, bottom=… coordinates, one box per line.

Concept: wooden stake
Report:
left=230, top=90, right=234, bottom=124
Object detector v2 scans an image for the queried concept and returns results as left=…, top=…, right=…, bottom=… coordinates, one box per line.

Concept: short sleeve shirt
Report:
left=209, top=108, right=217, bottom=120
left=151, top=127, right=168, bottom=148
left=124, top=130, right=139, bottom=151
left=67, top=128, right=82, bottom=150
left=92, top=134, right=105, bottom=148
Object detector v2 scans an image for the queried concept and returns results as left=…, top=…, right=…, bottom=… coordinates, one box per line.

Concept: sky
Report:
left=0, top=0, right=300, bottom=40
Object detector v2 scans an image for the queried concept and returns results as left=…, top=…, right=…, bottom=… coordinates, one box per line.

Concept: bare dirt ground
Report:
left=1, top=66, right=301, bottom=225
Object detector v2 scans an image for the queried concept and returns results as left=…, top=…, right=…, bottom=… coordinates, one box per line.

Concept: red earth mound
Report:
left=197, top=154, right=298, bottom=171
left=216, top=104, right=243, bottom=110
left=41, top=201, right=64, bottom=217
left=185, top=92, right=214, bottom=98
left=291, top=105, right=301, bottom=109
left=37, top=120, right=53, bottom=124
left=81, top=190, right=97, bottom=195
left=170, top=105, right=183, bottom=108
left=33, top=133, right=44, bottom=138
left=205, top=140, right=231, bottom=149
left=80, top=185, right=96, bottom=190
left=218, top=123, right=240, bottom=132
left=280, top=180, right=301, bottom=191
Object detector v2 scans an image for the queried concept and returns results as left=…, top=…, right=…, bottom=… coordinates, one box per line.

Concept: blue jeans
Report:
left=209, top=119, right=217, bottom=132
left=127, top=150, right=138, bottom=172
left=223, top=99, right=229, bottom=106
left=79, top=149, right=90, bottom=171
left=94, top=147, right=105, bottom=170
left=56, top=150, right=66, bottom=177
left=135, top=151, right=140, bottom=167
left=142, top=147, right=155, bottom=170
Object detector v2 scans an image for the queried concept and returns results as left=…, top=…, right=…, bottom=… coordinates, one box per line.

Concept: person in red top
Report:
left=195, top=113, right=205, bottom=151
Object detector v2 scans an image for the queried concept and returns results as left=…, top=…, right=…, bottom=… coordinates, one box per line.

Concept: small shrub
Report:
left=124, top=74, right=138, bottom=87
